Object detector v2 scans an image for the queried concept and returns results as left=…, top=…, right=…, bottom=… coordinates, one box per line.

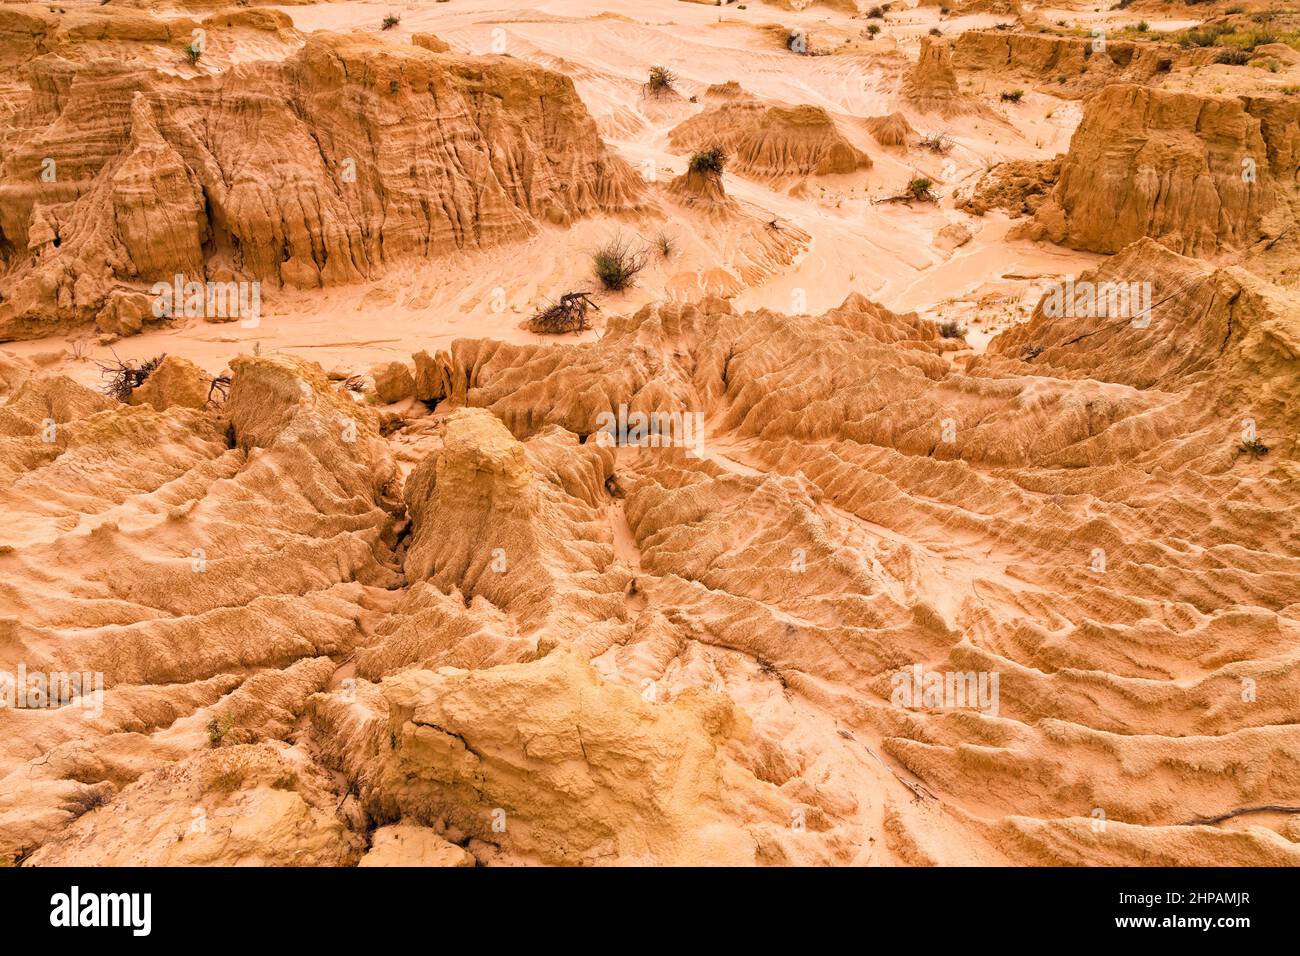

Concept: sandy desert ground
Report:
left=0, top=0, right=1297, bottom=866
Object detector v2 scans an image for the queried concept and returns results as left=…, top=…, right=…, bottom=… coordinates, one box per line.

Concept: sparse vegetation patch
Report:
left=689, top=146, right=728, bottom=176
left=592, top=236, right=648, bottom=291
left=647, top=65, right=676, bottom=96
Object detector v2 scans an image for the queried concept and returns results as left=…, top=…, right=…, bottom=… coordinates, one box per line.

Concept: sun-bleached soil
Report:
left=1, top=0, right=1298, bottom=866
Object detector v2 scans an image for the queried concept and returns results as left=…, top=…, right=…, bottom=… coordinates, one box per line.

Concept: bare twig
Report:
left=1179, top=805, right=1300, bottom=827
left=206, top=374, right=232, bottom=406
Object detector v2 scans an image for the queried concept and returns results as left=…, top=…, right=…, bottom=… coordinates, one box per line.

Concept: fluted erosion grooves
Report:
left=4, top=237, right=1300, bottom=865
left=0, top=29, right=641, bottom=339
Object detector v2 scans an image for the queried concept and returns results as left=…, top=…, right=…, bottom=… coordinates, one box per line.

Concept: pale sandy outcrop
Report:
left=311, top=647, right=820, bottom=865
left=128, top=355, right=212, bottom=411
left=28, top=742, right=363, bottom=866
left=865, top=111, right=916, bottom=148
left=358, top=824, right=475, bottom=867
left=904, top=36, right=967, bottom=116
left=668, top=166, right=735, bottom=208
left=371, top=362, right=415, bottom=404
left=669, top=101, right=871, bottom=180
left=958, top=157, right=1060, bottom=217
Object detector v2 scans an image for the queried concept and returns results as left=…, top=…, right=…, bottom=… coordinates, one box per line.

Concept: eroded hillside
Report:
left=1, top=0, right=1298, bottom=867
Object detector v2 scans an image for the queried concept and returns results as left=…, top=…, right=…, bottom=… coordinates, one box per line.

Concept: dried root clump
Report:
left=1240, top=437, right=1270, bottom=459
left=98, top=353, right=165, bottom=402
left=528, top=292, right=600, bottom=334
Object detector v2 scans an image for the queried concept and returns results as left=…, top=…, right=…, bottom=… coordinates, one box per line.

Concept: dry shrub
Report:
left=529, top=291, right=600, bottom=334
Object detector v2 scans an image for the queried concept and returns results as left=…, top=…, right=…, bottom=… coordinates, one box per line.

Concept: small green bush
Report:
left=592, top=236, right=648, bottom=291
left=689, top=146, right=728, bottom=176
left=207, top=715, right=234, bottom=748
left=908, top=177, right=937, bottom=201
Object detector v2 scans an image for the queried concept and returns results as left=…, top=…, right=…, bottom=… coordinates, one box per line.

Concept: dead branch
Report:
left=96, top=351, right=165, bottom=402
left=206, top=374, right=232, bottom=406
left=1178, top=805, right=1300, bottom=827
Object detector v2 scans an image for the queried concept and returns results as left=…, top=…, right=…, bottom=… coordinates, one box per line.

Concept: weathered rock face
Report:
left=952, top=30, right=1214, bottom=97
left=0, top=352, right=406, bottom=862
left=958, top=157, right=1061, bottom=218
left=358, top=824, right=474, bottom=867
left=401, top=408, right=624, bottom=634
left=28, top=742, right=363, bottom=866
left=128, top=354, right=212, bottom=411
left=903, top=36, right=965, bottom=116
left=0, top=28, right=641, bottom=339
left=311, top=647, right=798, bottom=865
left=6, top=3, right=1300, bottom=873
left=0, top=5, right=207, bottom=77
left=865, top=111, right=915, bottom=148
left=371, top=362, right=415, bottom=405
left=668, top=101, right=871, bottom=179
left=978, top=237, right=1300, bottom=416
left=1025, top=85, right=1299, bottom=256
left=410, top=32, right=450, bottom=54
left=110, top=93, right=208, bottom=283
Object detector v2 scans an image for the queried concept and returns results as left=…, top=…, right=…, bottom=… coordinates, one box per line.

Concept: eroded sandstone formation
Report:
left=669, top=100, right=872, bottom=179
left=865, top=111, right=916, bottom=148
left=3, top=0, right=1300, bottom=874
left=0, top=21, right=640, bottom=339
left=953, top=29, right=1215, bottom=97
left=5, top=261, right=1298, bottom=865
left=903, top=36, right=967, bottom=116
left=1025, top=84, right=1299, bottom=256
